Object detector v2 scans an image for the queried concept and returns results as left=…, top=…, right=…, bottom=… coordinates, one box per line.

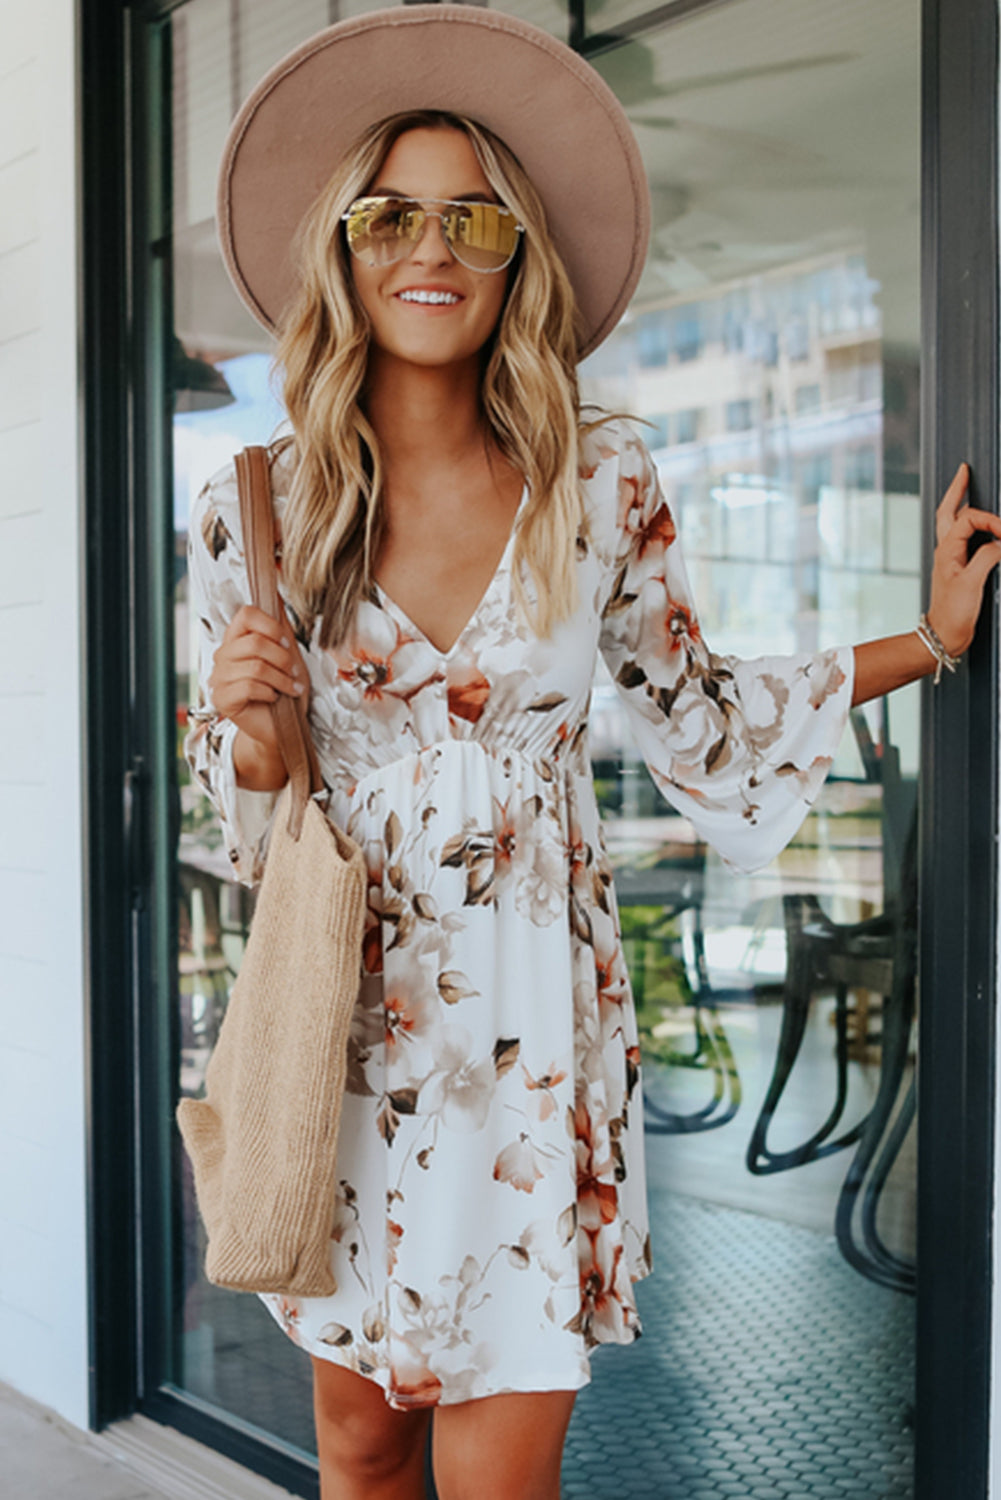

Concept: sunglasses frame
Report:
left=341, top=195, right=525, bottom=274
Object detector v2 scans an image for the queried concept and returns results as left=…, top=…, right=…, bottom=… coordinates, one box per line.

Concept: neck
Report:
left=364, top=351, right=488, bottom=472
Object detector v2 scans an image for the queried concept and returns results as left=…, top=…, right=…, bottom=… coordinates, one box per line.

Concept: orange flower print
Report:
left=383, top=955, right=438, bottom=1056
left=566, top=815, right=588, bottom=889
left=616, top=471, right=643, bottom=534
left=565, top=1234, right=638, bottom=1347
left=522, top=1062, right=568, bottom=1122
left=636, top=502, right=677, bottom=558
left=183, top=420, right=856, bottom=1405
left=663, top=597, right=700, bottom=653
left=573, top=1099, right=619, bottom=1232
left=335, top=602, right=441, bottom=729
left=615, top=456, right=677, bottom=561
left=387, top=1218, right=404, bottom=1274
left=594, top=934, right=630, bottom=1016
left=494, top=798, right=518, bottom=882
left=439, top=804, right=514, bottom=909
left=387, top=1337, right=444, bottom=1410
left=275, top=1296, right=305, bottom=1346
left=447, top=654, right=491, bottom=724
left=363, top=919, right=383, bottom=976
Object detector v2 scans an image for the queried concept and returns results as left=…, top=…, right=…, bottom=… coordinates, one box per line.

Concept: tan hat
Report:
left=217, top=4, right=650, bottom=360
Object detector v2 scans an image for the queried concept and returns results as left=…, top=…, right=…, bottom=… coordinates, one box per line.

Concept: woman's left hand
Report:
left=926, top=462, right=1001, bottom=656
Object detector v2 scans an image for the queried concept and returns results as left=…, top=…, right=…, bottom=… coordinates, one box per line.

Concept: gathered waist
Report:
left=323, top=732, right=593, bottom=806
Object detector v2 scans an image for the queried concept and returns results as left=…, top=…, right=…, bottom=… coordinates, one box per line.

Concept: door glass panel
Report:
left=575, top=2, right=918, bottom=1494
left=168, top=0, right=918, bottom=1493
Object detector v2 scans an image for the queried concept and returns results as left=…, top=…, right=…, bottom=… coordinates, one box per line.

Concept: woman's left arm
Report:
left=852, top=463, right=1001, bottom=706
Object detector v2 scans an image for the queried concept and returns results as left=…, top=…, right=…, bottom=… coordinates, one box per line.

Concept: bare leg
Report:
left=432, top=1389, right=577, bottom=1500
left=311, top=1355, right=432, bottom=1500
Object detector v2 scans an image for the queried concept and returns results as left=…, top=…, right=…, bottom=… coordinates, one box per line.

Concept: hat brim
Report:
left=217, top=4, right=650, bottom=360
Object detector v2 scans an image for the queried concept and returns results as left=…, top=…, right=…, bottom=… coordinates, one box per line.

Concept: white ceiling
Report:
left=590, top=0, right=919, bottom=341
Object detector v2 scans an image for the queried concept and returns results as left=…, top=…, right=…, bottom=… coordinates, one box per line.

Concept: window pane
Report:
left=578, top=1, right=918, bottom=1495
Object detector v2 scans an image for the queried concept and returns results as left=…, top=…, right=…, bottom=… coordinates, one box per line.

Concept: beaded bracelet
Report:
left=914, top=613, right=962, bottom=685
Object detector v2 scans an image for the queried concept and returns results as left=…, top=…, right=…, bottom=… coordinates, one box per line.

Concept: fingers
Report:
left=936, top=462, right=970, bottom=543
left=218, top=657, right=302, bottom=701
left=965, top=538, right=1001, bottom=591
left=212, top=651, right=302, bottom=707
left=210, top=604, right=306, bottom=722
left=227, top=603, right=294, bottom=648
left=226, top=627, right=302, bottom=679
left=223, top=606, right=301, bottom=678
left=946, top=506, right=1001, bottom=543
left=223, top=677, right=281, bottom=706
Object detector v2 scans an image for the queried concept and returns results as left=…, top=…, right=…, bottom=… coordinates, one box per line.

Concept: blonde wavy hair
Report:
left=273, top=109, right=585, bottom=648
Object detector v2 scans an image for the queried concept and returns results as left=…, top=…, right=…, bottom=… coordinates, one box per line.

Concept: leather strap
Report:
left=235, top=445, right=323, bottom=839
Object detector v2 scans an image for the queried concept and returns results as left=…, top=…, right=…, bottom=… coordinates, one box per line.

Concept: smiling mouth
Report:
left=397, top=289, right=463, bottom=306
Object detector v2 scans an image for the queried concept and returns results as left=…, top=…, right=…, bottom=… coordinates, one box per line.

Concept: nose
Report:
left=409, top=210, right=455, bottom=267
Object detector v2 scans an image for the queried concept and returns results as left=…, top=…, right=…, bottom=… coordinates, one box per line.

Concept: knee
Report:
left=432, top=1390, right=574, bottom=1500
left=325, top=1414, right=426, bottom=1482
left=312, top=1357, right=429, bottom=1482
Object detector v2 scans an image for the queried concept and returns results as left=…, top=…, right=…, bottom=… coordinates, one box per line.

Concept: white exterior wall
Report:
left=0, top=0, right=89, bottom=1428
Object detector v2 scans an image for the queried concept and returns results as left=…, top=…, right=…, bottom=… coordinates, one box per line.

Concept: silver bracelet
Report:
left=914, top=612, right=962, bottom=686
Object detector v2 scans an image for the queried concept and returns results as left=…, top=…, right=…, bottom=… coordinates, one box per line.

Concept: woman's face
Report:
left=348, top=127, right=511, bottom=374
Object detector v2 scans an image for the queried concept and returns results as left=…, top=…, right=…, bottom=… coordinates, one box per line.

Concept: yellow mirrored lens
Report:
left=444, top=204, right=520, bottom=267
left=346, top=199, right=425, bottom=263
left=345, top=199, right=519, bottom=270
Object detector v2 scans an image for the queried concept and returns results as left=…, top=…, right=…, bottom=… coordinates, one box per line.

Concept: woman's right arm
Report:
left=184, top=469, right=305, bottom=882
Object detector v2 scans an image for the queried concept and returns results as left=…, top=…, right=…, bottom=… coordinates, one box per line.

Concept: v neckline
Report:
left=373, top=484, right=529, bottom=661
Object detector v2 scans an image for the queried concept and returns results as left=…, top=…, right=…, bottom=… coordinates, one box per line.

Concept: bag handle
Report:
left=235, top=445, right=323, bottom=840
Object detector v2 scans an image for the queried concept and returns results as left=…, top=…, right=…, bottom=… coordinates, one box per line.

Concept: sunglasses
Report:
left=342, top=196, right=524, bottom=273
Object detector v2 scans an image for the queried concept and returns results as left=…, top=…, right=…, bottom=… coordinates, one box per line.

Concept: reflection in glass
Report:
left=576, top=0, right=918, bottom=1492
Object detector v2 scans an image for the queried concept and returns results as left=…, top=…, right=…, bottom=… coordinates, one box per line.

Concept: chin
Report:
left=374, top=336, right=487, bottom=372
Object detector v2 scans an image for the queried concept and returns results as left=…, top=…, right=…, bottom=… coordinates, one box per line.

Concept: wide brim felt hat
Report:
left=217, top=4, right=650, bottom=361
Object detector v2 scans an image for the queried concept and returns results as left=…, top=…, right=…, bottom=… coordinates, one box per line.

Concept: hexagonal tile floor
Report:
left=181, top=1184, right=913, bottom=1498
left=561, top=1192, right=913, bottom=1499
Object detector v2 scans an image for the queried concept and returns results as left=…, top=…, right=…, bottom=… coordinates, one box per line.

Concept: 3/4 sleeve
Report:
left=597, top=434, right=854, bottom=874
left=184, top=465, right=280, bottom=887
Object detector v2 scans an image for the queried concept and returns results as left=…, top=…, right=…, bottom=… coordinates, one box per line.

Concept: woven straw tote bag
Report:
left=176, top=445, right=367, bottom=1296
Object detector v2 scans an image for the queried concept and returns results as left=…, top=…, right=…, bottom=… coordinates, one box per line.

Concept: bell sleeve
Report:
left=597, top=436, right=854, bottom=874
left=184, top=468, right=280, bottom=887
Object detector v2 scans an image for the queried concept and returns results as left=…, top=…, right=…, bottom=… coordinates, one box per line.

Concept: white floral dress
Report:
left=185, top=418, right=853, bottom=1409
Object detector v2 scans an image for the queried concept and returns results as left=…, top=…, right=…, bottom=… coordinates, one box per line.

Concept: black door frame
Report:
left=915, top=2, right=998, bottom=1495
left=82, top=0, right=998, bottom=1493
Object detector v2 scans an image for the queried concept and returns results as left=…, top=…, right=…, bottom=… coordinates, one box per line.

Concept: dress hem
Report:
left=300, top=1342, right=598, bottom=1408
left=284, top=1252, right=654, bottom=1410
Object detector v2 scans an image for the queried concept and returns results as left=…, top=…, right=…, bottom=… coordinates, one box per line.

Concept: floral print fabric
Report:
left=185, top=419, right=854, bottom=1408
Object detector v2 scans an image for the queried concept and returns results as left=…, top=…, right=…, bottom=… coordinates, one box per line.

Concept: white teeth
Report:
left=398, top=289, right=460, bottom=305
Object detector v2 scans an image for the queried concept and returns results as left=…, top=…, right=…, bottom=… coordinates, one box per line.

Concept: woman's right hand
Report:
left=209, top=604, right=306, bottom=788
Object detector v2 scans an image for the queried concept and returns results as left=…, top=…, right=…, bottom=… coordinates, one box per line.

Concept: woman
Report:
left=185, top=10, right=1001, bottom=1499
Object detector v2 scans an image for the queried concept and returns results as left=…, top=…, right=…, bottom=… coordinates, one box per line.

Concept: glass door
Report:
left=569, top=4, right=920, bottom=1494
left=159, top=1, right=935, bottom=1493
